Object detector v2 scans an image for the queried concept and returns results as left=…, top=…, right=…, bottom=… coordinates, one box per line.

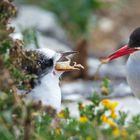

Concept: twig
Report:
left=94, top=63, right=103, bottom=80
left=11, top=85, right=22, bottom=106
left=23, top=107, right=33, bottom=140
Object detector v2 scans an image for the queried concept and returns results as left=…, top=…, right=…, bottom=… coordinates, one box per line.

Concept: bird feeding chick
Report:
left=10, top=43, right=84, bottom=111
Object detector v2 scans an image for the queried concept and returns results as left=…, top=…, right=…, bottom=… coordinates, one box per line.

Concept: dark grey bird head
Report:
left=128, top=27, right=140, bottom=48
left=101, top=27, right=140, bottom=63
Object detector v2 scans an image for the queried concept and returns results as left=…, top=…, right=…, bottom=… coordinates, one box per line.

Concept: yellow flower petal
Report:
left=101, top=99, right=111, bottom=108
left=55, top=128, right=61, bottom=135
left=121, top=129, right=128, bottom=137
left=111, top=111, right=117, bottom=119
left=101, top=114, right=117, bottom=127
left=86, top=136, right=92, bottom=140
left=107, top=118, right=117, bottom=128
left=112, top=128, right=120, bottom=137
left=101, top=99, right=118, bottom=110
left=100, top=114, right=108, bottom=123
left=110, top=102, right=118, bottom=110
left=57, top=110, right=65, bottom=118
left=79, top=116, right=88, bottom=123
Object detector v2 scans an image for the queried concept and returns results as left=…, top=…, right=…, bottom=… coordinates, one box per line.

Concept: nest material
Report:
left=0, top=0, right=16, bottom=91
left=10, top=40, right=53, bottom=76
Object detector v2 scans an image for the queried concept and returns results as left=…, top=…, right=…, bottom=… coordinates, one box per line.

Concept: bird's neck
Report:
left=129, top=51, right=140, bottom=62
left=126, top=51, right=140, bottom=98
left=27, top=72, right=62, bottom=111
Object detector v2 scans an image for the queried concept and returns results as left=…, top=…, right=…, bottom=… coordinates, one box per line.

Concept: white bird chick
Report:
left=18, top=48, right=83, bottom=111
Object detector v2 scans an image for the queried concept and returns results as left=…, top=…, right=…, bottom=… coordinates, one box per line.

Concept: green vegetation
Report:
left=1, top=1, right=140, bottom=140
left=19, top=0, right=103, bottom=40
left=1, top=89, right=140, bottom=140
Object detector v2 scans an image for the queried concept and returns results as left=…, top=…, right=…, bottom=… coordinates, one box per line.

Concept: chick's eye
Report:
left=41, top=58, right=54, bottom=70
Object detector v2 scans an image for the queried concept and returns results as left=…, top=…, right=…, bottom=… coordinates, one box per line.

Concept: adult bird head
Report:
left=101, top=27, right=140, bottom=63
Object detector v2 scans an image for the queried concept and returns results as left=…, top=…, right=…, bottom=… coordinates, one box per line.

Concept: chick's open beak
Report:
left=55, top=51, right=84, bottom=71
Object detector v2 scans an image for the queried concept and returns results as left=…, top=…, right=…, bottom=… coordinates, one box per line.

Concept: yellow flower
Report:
left=107, top=118, right=117, bottom=128
left=101, top=99, right=110, bottom=108
left=110, top=102, right=118, bottom=110
left=79, top=116, right=88, bottom=123
left=101, top=114, right=117, bottom=128
left=112, top=128, right=128, bottom=138
left=111, top=110, right=117, bottom=119
left=100, top=114, right=108, bottom=122
left=57, top=110, right=65, bottom=118
left=121, top=129, right=128, bottom=137
left=112, top=128, right=120, bottom=137
left=55, top=128, right=61, bottom=135
left=86, top=136, right=92, bottom=140
left=101, top=99, right=118, bottom=110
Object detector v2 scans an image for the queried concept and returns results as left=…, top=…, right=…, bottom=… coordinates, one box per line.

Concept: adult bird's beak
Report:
left=101, top=45, right=140, bottom=64
left=55, top=51, right=84, bottom=71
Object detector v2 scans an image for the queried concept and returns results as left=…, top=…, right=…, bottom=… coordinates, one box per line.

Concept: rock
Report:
left=62, top=94, right=84, bottom=102
left=111, top=82, right=132, bottom=97
left=11, top=31, right=71, bottom=52
left=98, top=17, right=114, bottom=33
left=62, top=96, right=140, bottom=119
left=88, top=57, right=126, bottom=79
left=61, top=80, right=98, bottom=100
left=35, top=33, right=71, bottom=52
left=10, top=6, right=72, bottom=52
left=61, top=80, right=132, bottom=102
left=113, top=96, right=140, bottom=122
left=11, top=5, right=69, bottom=44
